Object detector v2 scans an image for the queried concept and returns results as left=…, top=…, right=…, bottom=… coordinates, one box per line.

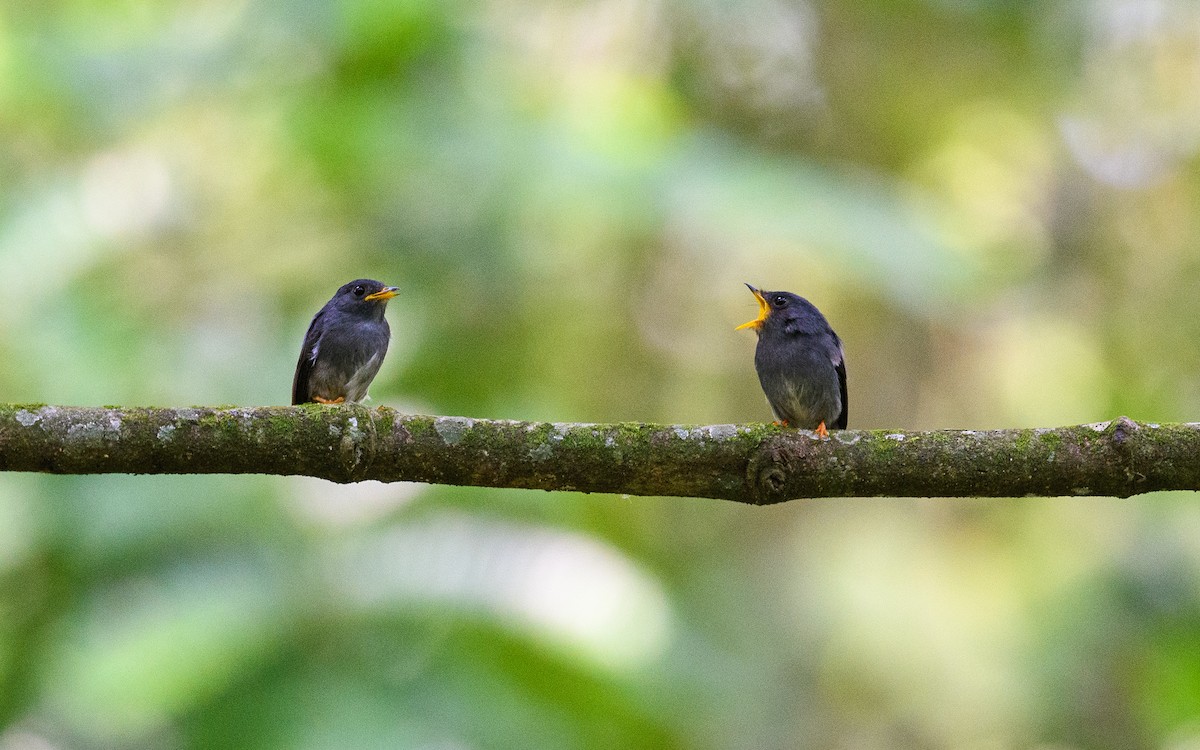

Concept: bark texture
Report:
left=0, top=405, right=1195, bottom=502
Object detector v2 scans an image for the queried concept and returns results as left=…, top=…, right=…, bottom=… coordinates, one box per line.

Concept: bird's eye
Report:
left=772, top=295, right=787, bottom=307
left=353, top=285, right=365, bottom=296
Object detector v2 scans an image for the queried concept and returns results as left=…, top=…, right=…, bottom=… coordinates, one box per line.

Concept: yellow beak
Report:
left=364, top=286, right=399, bottom=302
left=735, top=284, right=769, bottom=331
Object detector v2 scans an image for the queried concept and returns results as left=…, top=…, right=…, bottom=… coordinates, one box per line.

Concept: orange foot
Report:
left=815, top=421, right=829, bottom=439
left=312, top=395, right=346, bottom=404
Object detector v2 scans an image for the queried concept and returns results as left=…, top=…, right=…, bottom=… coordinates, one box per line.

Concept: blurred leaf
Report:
left=44, top=557, right=290, bottom=740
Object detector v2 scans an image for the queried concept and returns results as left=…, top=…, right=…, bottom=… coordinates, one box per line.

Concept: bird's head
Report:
left=331, top=279, right=399, bottom=318
left=735, top=284, right=812, bottom=334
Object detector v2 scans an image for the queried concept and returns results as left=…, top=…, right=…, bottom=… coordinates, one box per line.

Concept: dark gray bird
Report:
left=292, top=279, right=399, bottom=405
left=736, top=283, right=847, bottom=437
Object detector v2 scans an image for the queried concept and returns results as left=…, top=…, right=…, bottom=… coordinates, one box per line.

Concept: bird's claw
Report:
left=815, top=421, right=828, bottom=439
left=312, top=395, right=346, bottom=405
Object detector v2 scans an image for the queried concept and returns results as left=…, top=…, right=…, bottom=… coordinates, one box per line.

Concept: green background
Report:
left=3, top=0, right=1200, bottom=747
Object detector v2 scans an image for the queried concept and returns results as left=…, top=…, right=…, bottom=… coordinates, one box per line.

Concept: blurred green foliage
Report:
left=3, top=0, right=1200, bottom=747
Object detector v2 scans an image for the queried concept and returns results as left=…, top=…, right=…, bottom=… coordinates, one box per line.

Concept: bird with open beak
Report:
left=292, top=279, right=399, bottom=405
left=737, top=283, right=847, bottom=438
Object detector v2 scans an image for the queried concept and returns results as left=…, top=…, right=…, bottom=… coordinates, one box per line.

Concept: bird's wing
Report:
left=832, top=338, right=848, bottom=429
left=291, top=310, right=325, bottom=404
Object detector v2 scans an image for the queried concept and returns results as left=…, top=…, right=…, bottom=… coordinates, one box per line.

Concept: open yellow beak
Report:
left=364, top=286, right=399, bottom=302
left=735, top=284, right=769, bottom=331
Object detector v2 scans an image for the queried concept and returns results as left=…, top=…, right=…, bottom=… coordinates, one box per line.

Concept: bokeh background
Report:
left=3, top=0, right=1200, bottom=747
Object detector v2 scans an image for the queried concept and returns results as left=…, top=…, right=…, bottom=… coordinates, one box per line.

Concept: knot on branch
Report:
left=746, top=434, right=823, bottom=505
left=754, top=452, right=789, bottom=502
left=1110, top=416, right=1138, bottom=447
left=1104, top=416, right=1144, bottom=496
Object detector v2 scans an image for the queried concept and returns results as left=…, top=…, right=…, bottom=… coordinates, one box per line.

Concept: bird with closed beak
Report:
left=292, top=279, right=399, bottom=405
left=737, top=283, right=847, bottom=437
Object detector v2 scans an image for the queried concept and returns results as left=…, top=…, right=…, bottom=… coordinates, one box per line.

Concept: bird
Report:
left=292, top=279, right=399, bottom=405
left=736, top=283, right=847, bottom=438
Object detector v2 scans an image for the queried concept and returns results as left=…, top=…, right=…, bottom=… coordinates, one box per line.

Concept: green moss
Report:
left=197, top=411, right=248, bottom=439
left=113, top=409, right=152, bottom=431
left=556, top=424, right=611, bottom=452
left=610, top=421, right=650, bottom=441
left=7, top=403, right=48, bottom=411
left=520, top=421, right=556, bottom=444
left=400, top=416, right=438, bottom=440
left=369, top=411, right=392, bottom=441
left=864, top=430, right=905, bottom=457
left=1014, top=430, right=1032, bottom=452
left=1137, top=422, right=1183, bottom=448
left=291, top=403, right=334, bottom=418
left=1037, top=431, right=1064, bottom=451
left=264, top=414, right=296, bottom=439
left=733, top=423, right=778, bottom=445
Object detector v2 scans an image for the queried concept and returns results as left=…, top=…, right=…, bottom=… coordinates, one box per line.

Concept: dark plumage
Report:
left=736, top=283, right=847, bottom=436
left=292, top=279, right=398, bottom=405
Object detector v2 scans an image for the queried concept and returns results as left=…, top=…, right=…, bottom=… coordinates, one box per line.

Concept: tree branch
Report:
left=0, top=405, right=1194, bottom=502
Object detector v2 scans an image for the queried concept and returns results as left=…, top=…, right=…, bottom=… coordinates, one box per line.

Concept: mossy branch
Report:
left=0, top=405, right=1195, bottom=502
